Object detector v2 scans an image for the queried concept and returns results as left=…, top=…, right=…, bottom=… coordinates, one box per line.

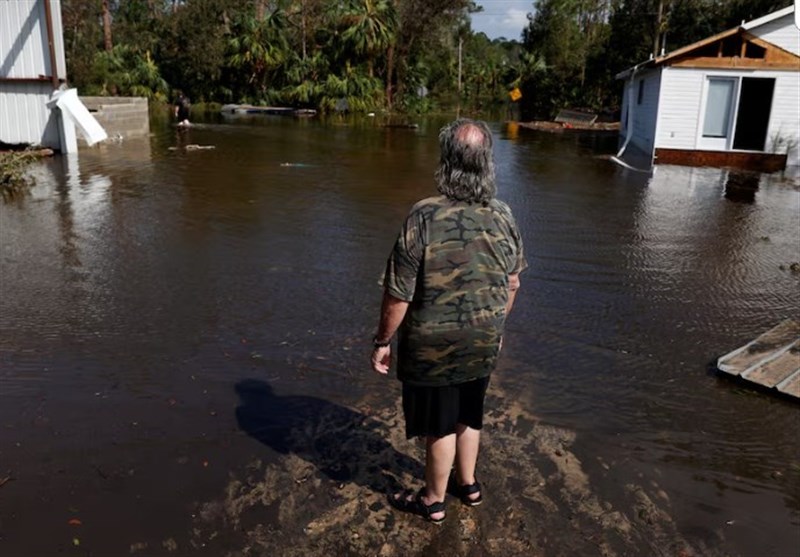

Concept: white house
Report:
left=616, top=5, right=800, bottom=172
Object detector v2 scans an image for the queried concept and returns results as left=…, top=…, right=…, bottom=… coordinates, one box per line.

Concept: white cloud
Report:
left=470, top=3, right=532, bottom=41
left=502, top=8, right=530, bottom=32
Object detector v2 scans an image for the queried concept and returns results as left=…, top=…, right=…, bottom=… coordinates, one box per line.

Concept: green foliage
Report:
left=60, top=0, right=785, bottom=116
left=88, top=46, right=169, bottom=101
left=519, top=0, right=784, bottom=119
left=158, top=0, right=234, bottom=101
left=317, top=69, right=385, bottom=112
left=227, top=10, right=291, bottom=103
left=1, top=151, right=40, bottom=201
left=340, top=0, right=397, bottom=64
left=62, top=0, right=103, bottom=88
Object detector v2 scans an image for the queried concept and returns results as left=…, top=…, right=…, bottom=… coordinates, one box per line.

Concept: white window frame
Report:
left=697, top=75, right=741, bottom=151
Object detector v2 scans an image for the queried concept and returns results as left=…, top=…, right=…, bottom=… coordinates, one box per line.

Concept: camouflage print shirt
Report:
left=382, top=195, right=527, bottom=387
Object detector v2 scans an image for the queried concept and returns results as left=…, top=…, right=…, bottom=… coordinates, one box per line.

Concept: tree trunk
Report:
left=302, top=2, right=307, bottom=60
left=102, top=0, right=113, bottom=52
left=653, top=0, right=665, bottom=57
left=385, top=44, right=394, bottom=109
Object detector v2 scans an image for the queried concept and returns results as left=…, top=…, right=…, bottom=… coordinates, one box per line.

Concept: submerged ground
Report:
left=1, top=117, right=798, bottom=556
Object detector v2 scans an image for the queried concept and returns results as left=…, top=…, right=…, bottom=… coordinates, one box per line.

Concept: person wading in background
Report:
left=174, top=91, right=191, bottom=127
left=371, top=118, right=527, bottom=523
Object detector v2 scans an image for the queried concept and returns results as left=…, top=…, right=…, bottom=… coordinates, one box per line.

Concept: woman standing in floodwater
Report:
left=371, top=119, right=527, bottom=523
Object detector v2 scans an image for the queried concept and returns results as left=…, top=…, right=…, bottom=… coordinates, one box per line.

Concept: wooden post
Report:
left=458, top=37, right=463, bottom=93
left=102, top=0, right=113, bottom=52
left=42, top=0, right=59, bottom=88
left=653, top=0, right=665, bottom=58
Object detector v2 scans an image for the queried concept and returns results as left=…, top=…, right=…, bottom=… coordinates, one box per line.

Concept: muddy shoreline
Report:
left=188, top=370, right=713, bottom=557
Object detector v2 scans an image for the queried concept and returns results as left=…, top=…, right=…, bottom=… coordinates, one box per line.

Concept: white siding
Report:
left=766, top=71, right=800, bottom=166
left=656, top=68, right=704, bottom=150
left=626, top=69, right=661, bottom=157
left=750, top=13, right=800, bottom=56
left=1, top=0, right=66, bottom=148
left=657, top=67, right=800, bottom=165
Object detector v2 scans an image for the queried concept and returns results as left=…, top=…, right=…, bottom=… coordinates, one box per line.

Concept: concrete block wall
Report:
left=79, top=96, right=150, bottom=140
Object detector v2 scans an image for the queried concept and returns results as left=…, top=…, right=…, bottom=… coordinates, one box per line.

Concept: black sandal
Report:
left=447, top=474, right=483, bottom=507
left=388, top=487, right=446, bottom=524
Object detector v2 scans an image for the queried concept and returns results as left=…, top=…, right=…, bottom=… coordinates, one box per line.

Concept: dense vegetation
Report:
left=0, top=151, right=41, bottom=201
left=62, top=0, right=785, bottom=118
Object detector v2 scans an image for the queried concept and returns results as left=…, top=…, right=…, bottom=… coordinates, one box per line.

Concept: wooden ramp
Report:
left=717, top=319, right=800, bottom=399
left=554, top=109, right=597, bottom=126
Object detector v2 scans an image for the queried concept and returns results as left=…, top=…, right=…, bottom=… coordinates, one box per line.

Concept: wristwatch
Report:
left=372, top=336, right=391, bottom=348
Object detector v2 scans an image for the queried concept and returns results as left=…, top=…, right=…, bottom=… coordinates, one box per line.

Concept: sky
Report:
left=470, top=0, right=533, bottom=41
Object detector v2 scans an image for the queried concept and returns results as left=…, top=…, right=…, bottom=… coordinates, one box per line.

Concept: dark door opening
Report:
left=732, top=77, right=775, bottom=151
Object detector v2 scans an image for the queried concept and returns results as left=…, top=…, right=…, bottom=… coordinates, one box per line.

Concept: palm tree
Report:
left=511, top=51, right=547, bottom=89
left=92, top=45, right=168, bottom=100
left=340, top=0, right=397, bottom=78
left=228, top=9, right=290, bottom=100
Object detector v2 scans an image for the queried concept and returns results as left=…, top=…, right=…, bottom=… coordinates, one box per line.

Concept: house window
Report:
left=637, top=79, right=644, bottom=104
left=702, top=78, right=735, bottom=138
left=699, top=76, right=775, bottom=152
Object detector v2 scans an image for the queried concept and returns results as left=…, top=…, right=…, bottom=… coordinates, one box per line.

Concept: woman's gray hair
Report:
left=435, top=118, right=496, bottom=205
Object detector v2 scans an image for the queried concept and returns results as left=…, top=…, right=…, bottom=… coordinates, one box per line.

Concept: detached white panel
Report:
left=48, top=89, right=107, bottom=150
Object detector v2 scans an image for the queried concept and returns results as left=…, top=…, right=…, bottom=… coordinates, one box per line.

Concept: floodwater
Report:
left=1, top=116, right=798, bottom=557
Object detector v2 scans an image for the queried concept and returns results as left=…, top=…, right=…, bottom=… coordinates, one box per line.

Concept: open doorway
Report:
left=732, top=77, right=775, bottom=151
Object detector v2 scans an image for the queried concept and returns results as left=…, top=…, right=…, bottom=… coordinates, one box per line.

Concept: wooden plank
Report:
left=717, top=319, right=800, bottom=375
left=670, top=57, right=800, bottom=69
left=742, top=339, right=800, bottom=387
left=777, top=369, right=800, bottom=398
left=554, top=110, right=597, bottom=126
left=655, top=149, right=787, bottom=172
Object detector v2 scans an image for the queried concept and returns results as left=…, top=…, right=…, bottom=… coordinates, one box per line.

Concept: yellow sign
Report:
left=509, top=87, right=522, bottom=101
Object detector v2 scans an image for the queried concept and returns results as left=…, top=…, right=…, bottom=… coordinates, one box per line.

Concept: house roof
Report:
left=615, top=5, right=798, bottom=79
left=741, top=5, right=795, bottom=30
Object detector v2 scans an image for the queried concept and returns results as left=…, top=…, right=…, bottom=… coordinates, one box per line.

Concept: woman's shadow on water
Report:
left=235, top=379, right=422, bottom=494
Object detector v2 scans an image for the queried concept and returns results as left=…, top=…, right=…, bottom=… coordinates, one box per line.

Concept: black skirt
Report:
left=402, top=376, right=491, bottom=439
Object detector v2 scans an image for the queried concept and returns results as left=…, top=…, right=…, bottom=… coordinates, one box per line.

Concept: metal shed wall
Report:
left=0, top=0, right=66, bottom=147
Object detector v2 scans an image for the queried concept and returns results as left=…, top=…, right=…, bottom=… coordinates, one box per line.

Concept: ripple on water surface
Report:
left=0, top=121, right=798, bottom=556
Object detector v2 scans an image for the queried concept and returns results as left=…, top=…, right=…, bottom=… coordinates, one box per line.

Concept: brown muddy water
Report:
left=1, top=116, right=799, bottom=557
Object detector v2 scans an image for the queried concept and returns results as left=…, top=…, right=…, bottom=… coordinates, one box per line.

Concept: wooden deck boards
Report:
left=717, top=319, right=800, bottom=400
left=777, top=369, right=800, bottom=398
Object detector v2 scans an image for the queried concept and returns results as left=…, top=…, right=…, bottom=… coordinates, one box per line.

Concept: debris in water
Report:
left=167, top=144, right=215, bottom=151
left=130, top=541, right=148, bottom=553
